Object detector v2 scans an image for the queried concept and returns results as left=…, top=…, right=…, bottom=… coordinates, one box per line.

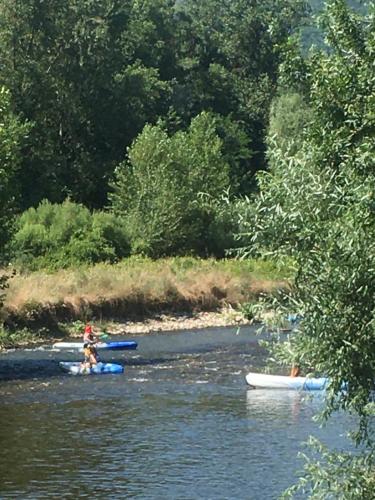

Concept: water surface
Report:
left=0, top=326, right=353, bottom=499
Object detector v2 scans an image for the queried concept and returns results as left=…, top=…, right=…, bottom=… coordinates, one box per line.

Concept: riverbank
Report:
left=0, top=256, right=293, bottom=348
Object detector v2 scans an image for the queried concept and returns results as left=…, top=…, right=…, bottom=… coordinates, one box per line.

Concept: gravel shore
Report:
left=96, top=308, right=251, bottom=337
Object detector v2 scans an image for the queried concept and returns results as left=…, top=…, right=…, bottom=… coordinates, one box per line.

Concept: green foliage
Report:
left=0, top=326, right=39, bottom=349
left=282, top=437, right=375, bottom=499
left=267, top=92, right=313, bottom=157
left=110, top=112, right=231, bottom=257
left=239, top=302, right=260, bottom=322
left=262, top=0, right=375, bottom=412
left=302, top=0, right=367, bottom=52
left=173, top=0, right=309, bottom=192
left=0, top=87, right=29, bottom=256
left=11, top=200, right=131, bottom=270
left=238, top=0, right=375, bottom=494
left=213, top=115, right=255, bottom=194
left=0, top=0, right=308, bottom=212
left=0, top=0, right=172, bottom=208
left=0, top=273, right=9, bottom=325
left=194, top=190, right=246, bottom=258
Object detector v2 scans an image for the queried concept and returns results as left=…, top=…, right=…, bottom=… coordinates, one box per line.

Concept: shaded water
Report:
left=0, top=326, right=353, bottom=499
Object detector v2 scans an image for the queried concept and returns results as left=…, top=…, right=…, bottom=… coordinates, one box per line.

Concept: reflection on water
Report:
left=0, top=326, right=354, bottom=499
left=246, top=389, right=319, bottom=423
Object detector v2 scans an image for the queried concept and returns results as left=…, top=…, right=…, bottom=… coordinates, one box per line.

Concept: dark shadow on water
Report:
left=0, top=359, right=62, bottom=381
left=0, top=355, right=181, bottom=382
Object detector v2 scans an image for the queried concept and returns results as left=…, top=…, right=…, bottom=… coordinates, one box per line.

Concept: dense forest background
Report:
left=0, top=0, right=367, bottom=267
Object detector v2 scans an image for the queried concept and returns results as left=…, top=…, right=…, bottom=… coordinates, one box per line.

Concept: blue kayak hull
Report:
left=59, top=361, right=124, bottom=375
left=102, top=341, right=137, bottom=350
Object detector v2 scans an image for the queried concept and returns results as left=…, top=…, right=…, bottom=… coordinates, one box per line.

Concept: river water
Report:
left=0, top=326, right=354, bottom=499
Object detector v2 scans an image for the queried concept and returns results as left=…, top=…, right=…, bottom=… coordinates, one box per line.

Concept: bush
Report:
left=10, top=199, right=131, bottom=270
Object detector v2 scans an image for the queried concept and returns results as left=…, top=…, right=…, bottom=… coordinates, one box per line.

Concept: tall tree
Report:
left=172, top=0, right=309, bottom=192
left=110, top=112, right=230, bottom=257
left=0, top=87, right=29, bottom=256
left=0, top=0, right=171, bottom=208
left=238, top=0, right=375, bottom=495
left=0, top=0, right=308, bottom=214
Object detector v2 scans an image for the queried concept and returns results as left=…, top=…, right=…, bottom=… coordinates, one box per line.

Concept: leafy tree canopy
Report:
left=0, top=86, right=29, bottom=256
left=110, top=111, right=231, bottom=257
left=0, top=0, right=308, bottom=211
left=238, top=0, right=375, bottom=494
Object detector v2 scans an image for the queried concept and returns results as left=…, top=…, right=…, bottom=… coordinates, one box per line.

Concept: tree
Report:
left=0, top=0, right=309, bottom=214
left=267, top=91, right=313, bottom=157
left=173, top=0, right=309, bottom=193
left=110, top=112, right=230, bottom=257
left=0, top=86, right=29, bottom=257
left=238, top=0, right=375, bottom=495
left=0, top=86, right=25, bottom=318
left=0, top=0, right=172, bottom=209
left=302, top=0, right=367, bottom=52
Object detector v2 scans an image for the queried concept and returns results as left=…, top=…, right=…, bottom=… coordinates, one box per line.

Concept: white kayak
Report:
left=59, top=361, right=124, bottom=375
left=245, top=372, right=329, bottom=391
left=53, top=340, right=137, bottom=351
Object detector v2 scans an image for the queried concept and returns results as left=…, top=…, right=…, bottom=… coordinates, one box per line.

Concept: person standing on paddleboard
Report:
left=82, top=323, right=100, bottom=367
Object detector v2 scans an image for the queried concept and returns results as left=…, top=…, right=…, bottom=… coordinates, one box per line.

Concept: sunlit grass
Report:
left=3, top=256, right=293, bottom=325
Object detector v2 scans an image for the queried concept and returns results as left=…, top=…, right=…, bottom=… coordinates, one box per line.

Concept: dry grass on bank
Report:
left=3, top=257, right=291, bottom=324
